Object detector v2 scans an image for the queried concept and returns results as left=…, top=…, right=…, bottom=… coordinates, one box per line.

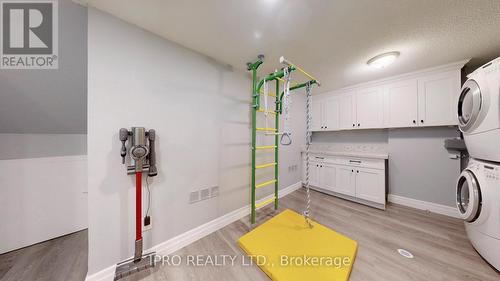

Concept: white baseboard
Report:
left=388, top=194, right=460, bottom=218
left=85, top=265, right=116, bottom=281
left=85, top=181, right=302, bottom=281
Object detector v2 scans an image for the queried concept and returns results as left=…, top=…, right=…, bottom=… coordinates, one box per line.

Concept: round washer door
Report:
left=456, top=169, right=481, bottom=222
left=458, top=79, right=482, bottom=132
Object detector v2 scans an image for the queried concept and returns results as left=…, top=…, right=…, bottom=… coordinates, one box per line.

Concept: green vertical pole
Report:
left=251, top=67, right=257, bottom=224
left=274, top=79, right=280, bottom=210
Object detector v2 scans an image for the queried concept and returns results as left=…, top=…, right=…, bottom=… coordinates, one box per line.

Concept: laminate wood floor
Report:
left=0, top=229, right=87, bottom=281
left=124, top=189, right=499, bottom=281
left=1, top=189, right=498, bottom=281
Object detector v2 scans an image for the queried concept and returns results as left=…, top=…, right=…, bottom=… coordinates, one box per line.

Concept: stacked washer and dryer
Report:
left=457, top=57, right=500, bottom=270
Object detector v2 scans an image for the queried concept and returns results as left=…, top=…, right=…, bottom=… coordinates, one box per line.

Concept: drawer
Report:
left=336, top=157, right=385, bottom=170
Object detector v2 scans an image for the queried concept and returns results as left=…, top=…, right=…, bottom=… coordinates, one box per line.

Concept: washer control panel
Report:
left=483, top=164, right=500, bottom=181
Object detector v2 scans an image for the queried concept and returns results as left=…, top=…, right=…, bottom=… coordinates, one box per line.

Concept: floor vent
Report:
left=397, top=248, right=414, bottom=259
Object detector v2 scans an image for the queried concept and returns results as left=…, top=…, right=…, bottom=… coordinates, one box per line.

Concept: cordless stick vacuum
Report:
left=115, top=127, right=157, bottom=280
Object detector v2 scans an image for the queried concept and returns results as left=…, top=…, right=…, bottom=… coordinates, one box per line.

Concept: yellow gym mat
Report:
left=238, top=209, right=357, bottom=281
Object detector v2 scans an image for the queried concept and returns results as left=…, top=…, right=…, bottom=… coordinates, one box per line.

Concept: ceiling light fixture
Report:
left=367, top=51, right=400, bottom=69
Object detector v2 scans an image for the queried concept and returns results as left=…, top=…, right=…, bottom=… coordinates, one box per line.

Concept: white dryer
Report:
left=458, top=57, right=500, bottom=162
left=456, top=158, right=500, bottom=270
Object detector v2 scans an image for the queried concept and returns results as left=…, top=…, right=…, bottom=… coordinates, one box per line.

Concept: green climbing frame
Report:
left=248, top=57, right=318, bottom=224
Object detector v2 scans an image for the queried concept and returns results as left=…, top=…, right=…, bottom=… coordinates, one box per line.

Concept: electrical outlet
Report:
left=189, top=191, right=200, bottom=203
left=200, top=188, right=210, bottom=200
left=210, top=186, right=219, bottom=197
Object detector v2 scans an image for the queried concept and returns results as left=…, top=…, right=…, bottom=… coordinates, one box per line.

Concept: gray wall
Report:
left=0, top=134, right=86, bottom=160
left=0, top=0, right=87, bottom=134
left=388, top=127, right=460, bottom=207
left=87, top=8, right=304, bottom=275
left=312, top=127, right=460, bottom=207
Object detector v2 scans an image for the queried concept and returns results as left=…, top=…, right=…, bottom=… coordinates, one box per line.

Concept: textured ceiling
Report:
left=83, top=0, right=500, bottom=92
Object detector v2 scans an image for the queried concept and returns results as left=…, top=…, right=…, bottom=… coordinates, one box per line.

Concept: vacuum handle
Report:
left=119, top=128, right=129, bottom=164
left=148, top=129, right=158, bottom=177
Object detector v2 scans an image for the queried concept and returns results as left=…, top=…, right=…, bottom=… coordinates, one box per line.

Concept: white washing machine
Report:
left=456, top=158, right=500, bottom=270
left=457, top=57, right=500, bottom=162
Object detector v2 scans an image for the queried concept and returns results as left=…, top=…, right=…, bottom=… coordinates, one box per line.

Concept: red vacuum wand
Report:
left=135, top=172, right=142, bottom=242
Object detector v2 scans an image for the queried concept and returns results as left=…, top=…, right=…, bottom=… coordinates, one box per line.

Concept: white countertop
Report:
left=301, top=149, right=389, bottom=160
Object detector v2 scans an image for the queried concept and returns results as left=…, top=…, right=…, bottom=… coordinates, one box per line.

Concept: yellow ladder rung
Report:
left=255, top=145, right=277, bottom=150
left=256, top=127, right=277, bottom=132
left=255, top=162, right=277, bottom=169
left=256, top=179, right=277, bottom=189
left=276, top=77, right=300, bottom=88
left=259, top=91, right=276, bottom=98
left=257, top=109, right=277, bottom=115
left=255, top=196, right=276, bottom=209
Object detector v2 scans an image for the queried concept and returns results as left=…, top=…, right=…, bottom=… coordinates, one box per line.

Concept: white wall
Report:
left=87, top=8, right=304, bottom=275
left=0, top=134, right=87, bottom=160
left=0, top=155, right=88, bottom=254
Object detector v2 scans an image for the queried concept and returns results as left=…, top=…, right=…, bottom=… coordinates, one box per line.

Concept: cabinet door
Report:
left=335, top=166, right=356, bottom=197
left=385, top=79, right=418, bottom=128
left=320, top=164, right=336, bottom=191
left=311, top=99, right=323, bottom=131
left=418, top=70, right=461, bottom=126
left=323, top=98, right=340, bottom=131
left=355, top=87, right=384, bottom=129
left=355, top=167, right=385, bottom=204
left=339, top=93, right=355, bottom=129
left=307, top=161, right=321, bottom=187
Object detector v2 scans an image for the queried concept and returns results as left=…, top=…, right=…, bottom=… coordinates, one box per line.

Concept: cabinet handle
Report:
left=412, top=120, right=416, bottom=124
left=325, top=126, right=328, bottom=129
left=349, top=160, right=361, bottom=163
left=356, top=170, right=359, bottom=173
left=420, top=120, right=424, bottom=123
left=315, top=156, right=325, bottom=159
left=357, top=123, right=360, bottom=127
left=352, top=124, right=355, bottom=127
left=351, top=169, right=354, bottom=172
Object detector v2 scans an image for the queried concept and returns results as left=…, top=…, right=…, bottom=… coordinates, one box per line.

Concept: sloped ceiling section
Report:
left=83, top=0, right=500, bottom=92
left=0, top=0, right=87, bottom=134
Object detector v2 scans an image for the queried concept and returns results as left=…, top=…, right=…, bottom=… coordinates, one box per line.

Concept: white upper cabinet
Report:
left=311, top=96, right=340, bottom=131
left=323, top=98, right=340, bottom=130
left=311, top=61, right=466, bottom=131
left=355, top=86, right=384, bottom=129
left=385, top=79, right=418, bottom=128
left=338, top=92, right=355, bottom=129
left=417, top=70, right=461, bottom=126
left=311, top=99, right=323, bottom=131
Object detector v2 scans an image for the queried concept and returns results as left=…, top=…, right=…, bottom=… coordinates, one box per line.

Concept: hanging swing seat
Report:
left=238, top=209, right=357, bottom=281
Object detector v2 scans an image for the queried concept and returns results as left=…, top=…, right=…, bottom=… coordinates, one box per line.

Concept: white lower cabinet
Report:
left=303, top=154, right=387, bottom=208
left=335, top=165, right=356, bottom=197
left=354, top=167, right=385, bottom=204
left=320, top=163, right=337, bottom=191
left=308, top=161, right=321, bottom=187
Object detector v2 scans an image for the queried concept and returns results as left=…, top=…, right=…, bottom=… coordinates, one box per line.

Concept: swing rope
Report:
left=280, top=67, right=292, bottom=145
left=304, top=82, right=313, bottom=228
